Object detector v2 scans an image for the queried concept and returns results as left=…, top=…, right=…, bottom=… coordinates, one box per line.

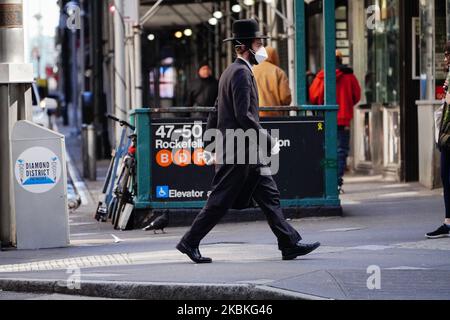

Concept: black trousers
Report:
left=441, top=149, right=450, bottom=219
left=181, top=166, right=302, bottom=250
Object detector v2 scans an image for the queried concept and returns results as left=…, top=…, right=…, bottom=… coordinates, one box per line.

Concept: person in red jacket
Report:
left=309, top=50, right=361, bottom=191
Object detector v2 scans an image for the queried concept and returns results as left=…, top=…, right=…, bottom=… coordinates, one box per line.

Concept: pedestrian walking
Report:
left=309, top=50, right=361, bottom=192
left=186, top=62, right=218, bottom=118
left=176, top=19, right=320, bottom=264
left=253, top=46, right=292, bottom=117
left=426, top=42, right=450, bottom=239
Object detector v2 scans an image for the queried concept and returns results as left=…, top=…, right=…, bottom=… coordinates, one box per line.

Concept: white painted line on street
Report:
left=53, top=121, right=93, bottom=206
left=235, top=279, right=274, bottom=285
left=69, top=222, right=97, bottom=226
left=378, top=191, right=419, bottom=198
left=71, top=233, right=102, bottom=237
left=385, top=266, right=431, bottom=270
left=380, top=184, right=412, bottom=189
left=340, top=200, right=361, bottom=205
left=66, top=151, right=92, bottom=206
left=321, top=227, right=365, bottom=232
left=343, top=175, right=384, bottom=183
left=395, top=239, right=450, bottom=251
left=0, top=240, right=447, bottom=275
left=350, top=245, right=393, bottom=251
left=81, top=273, right=124, bottom=278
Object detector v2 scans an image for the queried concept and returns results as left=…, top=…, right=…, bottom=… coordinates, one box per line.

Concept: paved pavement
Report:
left=0, top=291, right=115, bottom=300
left=0, top=121, right=449, bottom=300
left=0, top=173, right=449, bottom=300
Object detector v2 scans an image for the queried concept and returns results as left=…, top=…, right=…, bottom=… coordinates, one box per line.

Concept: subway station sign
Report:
left=150, top=117, right=325, bottom=202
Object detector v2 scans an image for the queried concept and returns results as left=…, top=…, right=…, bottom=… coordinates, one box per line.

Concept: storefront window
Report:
left=365, top=0, right=400, bottom=106
left=420, top=0, right=447, bottom=100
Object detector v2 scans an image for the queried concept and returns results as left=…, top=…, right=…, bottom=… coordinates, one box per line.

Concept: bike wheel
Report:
left=111, top=164, right=126, bottom=225
left=107, top=197, right=116, bottom=220
left=114, top=195, right=128, bottom=230
left=113, top=166, right=130, bottom=230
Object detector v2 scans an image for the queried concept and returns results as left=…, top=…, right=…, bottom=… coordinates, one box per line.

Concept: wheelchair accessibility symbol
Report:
left=156, top=186, right=169, bottom=199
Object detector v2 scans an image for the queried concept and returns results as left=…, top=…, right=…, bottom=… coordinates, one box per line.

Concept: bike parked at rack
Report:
left=95, top=114, right=137, bottom=230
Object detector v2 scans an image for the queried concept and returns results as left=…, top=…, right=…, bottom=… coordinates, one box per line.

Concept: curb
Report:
left=0, top=278, right=331, bottom=300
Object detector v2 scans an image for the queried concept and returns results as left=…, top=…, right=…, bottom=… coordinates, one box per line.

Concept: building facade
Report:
left=56, top=0, right=450, bottom=187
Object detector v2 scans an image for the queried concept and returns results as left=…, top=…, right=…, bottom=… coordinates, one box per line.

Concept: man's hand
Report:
left=271, top=141, right=280, bottom=155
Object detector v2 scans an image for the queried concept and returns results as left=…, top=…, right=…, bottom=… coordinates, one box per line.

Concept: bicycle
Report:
left=95, top=114, right=137, bottom=230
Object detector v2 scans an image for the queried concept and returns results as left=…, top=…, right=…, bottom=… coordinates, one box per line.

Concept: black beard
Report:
left=249, top=53, right=258, bottom=66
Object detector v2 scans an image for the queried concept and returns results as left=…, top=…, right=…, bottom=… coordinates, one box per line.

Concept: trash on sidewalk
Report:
left=111, top=234, right=123, bottom=243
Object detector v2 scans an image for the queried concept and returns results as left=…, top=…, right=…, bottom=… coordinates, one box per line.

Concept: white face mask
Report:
left=250, top=46, right=268, bottom=65
left=236, top=41, right=268, bottom=65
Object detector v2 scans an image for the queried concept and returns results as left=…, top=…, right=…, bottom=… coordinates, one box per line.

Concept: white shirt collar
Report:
left=238, top=57, right=254, bottom=74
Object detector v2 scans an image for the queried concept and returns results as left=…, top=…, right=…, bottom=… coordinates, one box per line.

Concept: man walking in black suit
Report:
left=176, top=19, right=321, bottom=264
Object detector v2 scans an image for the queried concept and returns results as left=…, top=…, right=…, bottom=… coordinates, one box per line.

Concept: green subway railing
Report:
left=130, top=104, right=339, bottom=210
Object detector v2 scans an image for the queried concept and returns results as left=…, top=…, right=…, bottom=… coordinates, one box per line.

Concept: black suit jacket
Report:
left=206, top=59, right=273, bottom=145
left=205, top=59, right=275, bottom=209
left=186, top=76, right=218, bottom=107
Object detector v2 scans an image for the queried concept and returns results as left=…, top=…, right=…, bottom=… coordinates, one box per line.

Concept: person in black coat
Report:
left=176, top=19, right=321, bottom=263
left=187, top=63, right=218, bottom=107
left=186, top=63, right=218, bottom=118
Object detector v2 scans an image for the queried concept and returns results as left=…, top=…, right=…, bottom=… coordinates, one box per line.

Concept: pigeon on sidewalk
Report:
left=142, top=212, right=169, bottom=234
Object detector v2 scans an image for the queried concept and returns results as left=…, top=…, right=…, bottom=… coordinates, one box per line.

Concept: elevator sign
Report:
left=150, top=117, right=326, bottom=202
left=15, top=146, right=62, bottom=194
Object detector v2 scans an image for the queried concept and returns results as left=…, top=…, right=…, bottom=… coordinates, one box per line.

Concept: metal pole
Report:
left=139, top=0, right=163, bottom=26
left=134, top=24, right=143, bottom=108
left=225, top=1, right=231, bottom=65
left=82, top=124, right=89, bottom=178
left=133, top=0, right=144, bottom=108
left=324, top=0, right=338, bottom=200
left=0, top=0, right=33, bottom=247
left=125, top=23, right=132, bottom=111
left=92, top=0, right=104, bottom=160
left=71, top=24, right=79, bottom=135
left=127, top=23, right=136, bottom=111
left=87, top=124, right=97, bottom=181
left=295, top=0, right=307, bottom=105
left=114, top=0, right=127, bottom=144
left=79, top=0, right=85, bottom=112
left=287, top=0, right=296, bottom=108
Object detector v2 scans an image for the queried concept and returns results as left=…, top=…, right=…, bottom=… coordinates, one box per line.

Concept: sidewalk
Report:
left=0, top=123, right=449, bottom=300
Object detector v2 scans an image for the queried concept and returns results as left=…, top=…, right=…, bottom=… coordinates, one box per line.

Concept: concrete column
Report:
left=114, top=0, right=126, bottom=144
left=417, top=100, right=442, bottom=189
left=0, top=0, right=33, bottom=247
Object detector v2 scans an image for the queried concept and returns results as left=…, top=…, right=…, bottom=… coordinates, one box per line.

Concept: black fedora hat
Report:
left=223, top=19, right=269, bottom=42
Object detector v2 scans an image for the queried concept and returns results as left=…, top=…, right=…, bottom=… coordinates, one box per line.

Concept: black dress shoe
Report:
left=176, top=241, right=212, bottom=264
left=281, top=241, right=321, bottom=260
